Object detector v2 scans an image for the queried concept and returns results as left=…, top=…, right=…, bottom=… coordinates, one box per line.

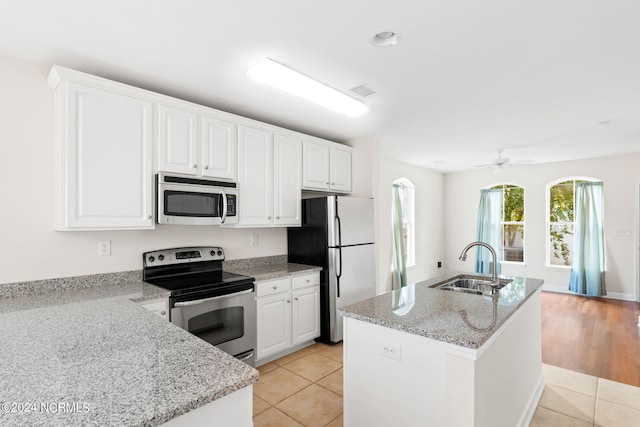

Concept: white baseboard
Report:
left=518, top=373, right=544, bottom=427
left=542, top=285, right=636, bottom=302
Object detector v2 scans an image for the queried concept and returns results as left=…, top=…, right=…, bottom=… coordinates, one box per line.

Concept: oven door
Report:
left=170, top=288, right=256, bottom=366
left=157, top=178, right=238, bottom=226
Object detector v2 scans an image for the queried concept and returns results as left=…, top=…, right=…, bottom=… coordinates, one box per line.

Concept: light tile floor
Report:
left=253, top=342, right=640, bottom=426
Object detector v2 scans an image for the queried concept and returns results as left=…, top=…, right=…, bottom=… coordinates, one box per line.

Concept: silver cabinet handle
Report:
left=204, top=165, right=209, bottom=170
left=286, top=299, right=291, bottom=303
left=305, top=279, right=310, bottom=283
left=294, top=297, right=299, bottom=301
left=174, top=289, right=253, bottom=307
left=276, top=216, right=280, bottom=220
left=147, top=215, right=152, bottom=219
left=192, top=164, right=198, bottom=168
left=272, top=285, right=277, bottom=290
left=268, top=216, right=272, bottom=220
left=160, top=310, right=166, bottom=315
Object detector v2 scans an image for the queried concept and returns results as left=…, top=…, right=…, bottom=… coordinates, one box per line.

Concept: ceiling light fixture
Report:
left=370, top=30, right=400, bottom=47
left=247, top=58, right=369, bottom=118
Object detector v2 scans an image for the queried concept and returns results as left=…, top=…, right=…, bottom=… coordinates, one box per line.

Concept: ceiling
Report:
left=1, top=0, right=639, bottom=173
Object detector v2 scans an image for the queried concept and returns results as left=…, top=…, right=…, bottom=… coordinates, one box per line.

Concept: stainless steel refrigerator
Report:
left=287, top=196, right=376, bottom=343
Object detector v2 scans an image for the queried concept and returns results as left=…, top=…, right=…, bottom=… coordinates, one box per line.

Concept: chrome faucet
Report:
left=458, top=241, right=498, bottom=282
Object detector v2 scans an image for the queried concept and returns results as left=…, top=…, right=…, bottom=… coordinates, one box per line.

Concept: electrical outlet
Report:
left=250, top=234, right=259, bottom=246
left=379, top=343, right=402, bottom=361
left=98, top=240, right=111, bottom=256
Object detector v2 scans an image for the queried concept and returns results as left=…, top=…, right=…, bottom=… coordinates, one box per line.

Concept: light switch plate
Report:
left=613, top=228, right=630, bottom=236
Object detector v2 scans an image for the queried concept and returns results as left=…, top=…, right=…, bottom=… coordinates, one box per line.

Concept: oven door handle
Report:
left=174, top=289, right=253, bottom=307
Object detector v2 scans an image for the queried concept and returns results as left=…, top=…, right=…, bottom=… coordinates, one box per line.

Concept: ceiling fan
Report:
left=475, top=149, right=512, bottom=169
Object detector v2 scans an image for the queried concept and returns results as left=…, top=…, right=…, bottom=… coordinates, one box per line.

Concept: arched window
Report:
left=392, top=178, right=415, bottom=267
left=489, top=184, right=525, bottom=263
left=546, top=177, right=601, bottom=267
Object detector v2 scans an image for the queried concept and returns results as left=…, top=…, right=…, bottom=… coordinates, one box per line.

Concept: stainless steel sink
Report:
left=430, top=275, right=512, bottom=297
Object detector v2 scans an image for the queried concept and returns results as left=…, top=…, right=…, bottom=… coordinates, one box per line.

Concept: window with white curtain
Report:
left=392, top=178, right=415, bottom=267
left=546, top=177, right=601, bottom=267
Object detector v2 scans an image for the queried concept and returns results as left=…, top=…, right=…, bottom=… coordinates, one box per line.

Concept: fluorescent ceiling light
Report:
left=247, top=58, right=369, bottom=118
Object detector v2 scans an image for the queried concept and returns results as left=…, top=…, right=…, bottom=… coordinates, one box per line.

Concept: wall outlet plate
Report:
left=379, top=342, right=402, bottom=361
left=98, top=240, right=111, bottom=256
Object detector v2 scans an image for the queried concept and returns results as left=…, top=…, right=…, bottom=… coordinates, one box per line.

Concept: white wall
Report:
left=444, top=154, right=640, bottom=300
left=374, top=146, right=445, bottom=294
left=0, top=55, right=286, bottom=284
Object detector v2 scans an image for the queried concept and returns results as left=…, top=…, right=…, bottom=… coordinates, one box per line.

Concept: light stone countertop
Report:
left=0, top=279, right=258, bottom=427
left=226, top=262, right=322, bottom=282
left=340, top=271, right=544, bottom=349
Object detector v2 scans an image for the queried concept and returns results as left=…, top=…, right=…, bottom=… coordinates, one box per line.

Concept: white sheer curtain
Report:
left=569, top=182, right=606, bottom=296
left=390, top=184, right=407, bottom=290
left=475, top=188, right=502, bottom=276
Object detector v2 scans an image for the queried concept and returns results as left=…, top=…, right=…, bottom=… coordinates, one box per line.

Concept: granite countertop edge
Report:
left=227, top=262, right=322, bottom=282
left=0, top=279, right=258, bottom=426
left=340, top=271, right=544, bottom=350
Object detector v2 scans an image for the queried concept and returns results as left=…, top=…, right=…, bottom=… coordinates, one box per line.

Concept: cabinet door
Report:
left=58, top=82, right=154, bottom=230
left=238, top=126, right=273, bottom=226
left=157, top=104, right=199, bottom=175
left=273, top=134, right=302, bottom=226
left=330, top=148, right=352, bottom=192
left=202, top=116, right=237, bottom=180
left=302, top=141, right=330, bottom=190
left=256, top=292, right=292, bottom=360
left=292, top=285, right=321, bottom=345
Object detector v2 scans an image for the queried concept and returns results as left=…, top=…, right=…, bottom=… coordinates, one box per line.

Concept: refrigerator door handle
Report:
left=335, top=214, right=343, bottom=298
left=336, top=247, right=343, bottom=298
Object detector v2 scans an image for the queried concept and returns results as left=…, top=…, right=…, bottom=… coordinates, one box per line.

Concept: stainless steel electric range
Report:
left=142, top=246, right=256, bottom=367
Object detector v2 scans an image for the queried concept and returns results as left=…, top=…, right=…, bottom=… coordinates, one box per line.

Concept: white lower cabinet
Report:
left=256, top=272, right=320, bottom=362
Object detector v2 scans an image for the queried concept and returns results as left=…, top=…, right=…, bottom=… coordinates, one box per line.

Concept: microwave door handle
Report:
left=220, top=189, right=227, bottom=224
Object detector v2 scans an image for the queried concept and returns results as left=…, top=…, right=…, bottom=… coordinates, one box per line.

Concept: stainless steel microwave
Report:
left=156, top=173, right=238, bottom=225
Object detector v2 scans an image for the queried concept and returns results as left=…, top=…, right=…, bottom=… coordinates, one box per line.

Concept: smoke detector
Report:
left=370, top=30, right=400, bottom=47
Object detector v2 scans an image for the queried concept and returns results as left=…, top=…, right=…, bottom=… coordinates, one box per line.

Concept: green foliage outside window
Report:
left=503, top=186, right=524, bottom=249
left=548, top=180, right=588, bottom=266
left=491, top=184, right=525, bottom=262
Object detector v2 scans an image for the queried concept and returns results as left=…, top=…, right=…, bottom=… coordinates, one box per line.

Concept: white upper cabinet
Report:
left=329, top=147, right=352, bottom=193
left=237, top=128, right=302, bottom=227
left=48, top=66, right=346, bottom=231
left=238, top=125, right=273, bottom=226
left=157, top=104, right=198, bottom=175
left=48, top=68, right=154, bottom=230
left=302, top=140, right=352, bottom=193
left=202, top=116, right=237, bottom=180
left=157, top=104, right=237, bottom=181
left=302, top=140, right=330, bottom=190
left=273, top=134, right=302, bottom=226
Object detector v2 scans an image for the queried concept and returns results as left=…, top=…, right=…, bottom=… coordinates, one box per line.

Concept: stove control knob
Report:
left=210, top=250, right=216, bottom=256
left=217, top=250, right=222, bottom=256
left=148, top=256, right=155, bottom=263
left=158, top=254, right=165, bottom=261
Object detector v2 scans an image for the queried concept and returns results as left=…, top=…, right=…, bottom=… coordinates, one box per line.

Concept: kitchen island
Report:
left=339, top=272, right=544, bottom=427
left=0, top=278, right=258, bottom=427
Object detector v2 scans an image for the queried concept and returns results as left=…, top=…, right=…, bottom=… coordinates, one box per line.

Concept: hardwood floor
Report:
left=541, top=291, right=640, bottom=387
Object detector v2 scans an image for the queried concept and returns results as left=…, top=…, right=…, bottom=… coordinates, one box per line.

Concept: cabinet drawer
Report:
left=256, top=277, right=291, bottom=298
left=292, top=272, right=320, bottom=290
